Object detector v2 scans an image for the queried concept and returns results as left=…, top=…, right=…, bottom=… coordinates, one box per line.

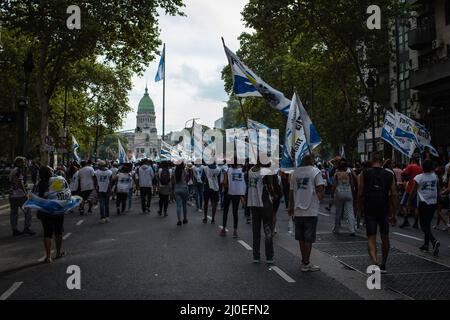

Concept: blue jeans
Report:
left=194, top=182, right=203, bottom=210
left=98, top=192, right=110, bottom=219
left=175, top=187, right=188, bottom=221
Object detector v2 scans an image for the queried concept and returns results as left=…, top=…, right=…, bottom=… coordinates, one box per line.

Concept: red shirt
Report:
left=403, top=164, right=423, bottom=193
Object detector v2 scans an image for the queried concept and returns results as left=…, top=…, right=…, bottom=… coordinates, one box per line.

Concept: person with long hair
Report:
left=35, top=166, right=66, bottom=263
left=332, top=159, right=357, bottom=235
left=173, top=161, right=189, bottom=226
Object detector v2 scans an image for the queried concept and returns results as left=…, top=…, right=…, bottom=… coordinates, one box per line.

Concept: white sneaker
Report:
left=105, top=218, right=110, bottom=223
left=101, top=219, right=106, bottom=224
left=198, top=209, right=203, bottom=213
left=301, top=263, right=320, bottom=272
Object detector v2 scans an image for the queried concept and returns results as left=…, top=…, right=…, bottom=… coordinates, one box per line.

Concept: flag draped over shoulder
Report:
left=222, top=42, right=291, bottom=115
left=155, top=45, right=165, bottom=82
left=72, top=135, right=80, bottom=162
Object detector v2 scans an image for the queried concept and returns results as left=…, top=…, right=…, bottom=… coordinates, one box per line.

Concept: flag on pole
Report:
left=222, top=41, right=291, bottom=115
left=393, top=111, right=438, bottom=157
left=340, top=145, right=346, bottom=158
left=155, top=44, right=165, bottom=82
left=381, top=111, right=415, bottom=158
left=281, top=93, right=321, bottom=169
left=118, top=139, right=127, bottom=163
left=72, top=135, right=80, bottom=162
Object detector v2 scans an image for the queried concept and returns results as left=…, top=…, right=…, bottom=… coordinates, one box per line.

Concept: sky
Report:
left=121, top=0, right=251, bottom=134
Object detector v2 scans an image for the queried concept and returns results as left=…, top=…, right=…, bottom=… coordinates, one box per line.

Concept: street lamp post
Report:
left=366, top=71, right=377, bottom=154
left=17, top=51, right=34, bottom=157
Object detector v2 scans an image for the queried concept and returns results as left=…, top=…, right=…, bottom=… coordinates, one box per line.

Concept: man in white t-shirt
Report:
left=78, top=160, right=95, bottom=215
left=136, top=159, right=155, bottom=214
left=289, top=154, right=325, bottom=272
left=95, top=160, right=112, bottom=223
left=193, top=164, right=204, bottom=212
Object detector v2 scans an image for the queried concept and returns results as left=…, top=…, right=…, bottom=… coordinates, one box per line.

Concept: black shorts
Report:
left=294, top=217, right=318, bottom=243
left=80, top=190, right=93, bottom=201
left=365, top=215, right=389, bottom=236
left=204, top=188, right=219, bottom=203
left=38, top=213, right=64, bottom=238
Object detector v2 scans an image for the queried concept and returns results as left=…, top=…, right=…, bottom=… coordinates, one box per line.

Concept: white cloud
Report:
left=121, top=0, right=251, bottom=134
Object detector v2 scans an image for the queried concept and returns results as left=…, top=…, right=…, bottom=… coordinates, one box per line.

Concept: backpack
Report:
left=159, top=168, right=171, bottom=186
left=364, top=168, right=390, bottom=212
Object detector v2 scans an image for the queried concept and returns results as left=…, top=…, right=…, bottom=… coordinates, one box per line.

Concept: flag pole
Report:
left=162, top=43, right=166, bottom=142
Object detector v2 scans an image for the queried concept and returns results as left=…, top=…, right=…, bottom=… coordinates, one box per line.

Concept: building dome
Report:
left=138, top=85, right=155, bottom=114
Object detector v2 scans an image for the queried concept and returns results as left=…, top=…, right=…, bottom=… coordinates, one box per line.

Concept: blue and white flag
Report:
left=381, top=111, right=415, bottom=158
left=72, top=135, right=80, bottom=162
left=295, top=93, right=321, bottom=148
left=394, top=111, right=439, bottom=157
left=281, top=94, right=310, bottom=169
left=155, top=44, right=165, bottom=82
left=23, top=176, right=82, bottom=215
left=223, top=43, right=291, bottom=115
left=247, top=119, right=270, bottom=130
left=118, top=139, right=127, bottom=163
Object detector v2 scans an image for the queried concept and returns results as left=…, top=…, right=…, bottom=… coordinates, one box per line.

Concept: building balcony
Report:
left=410, top=57, right=450, bottom=90
left=408, top=25, right=436, bottom=50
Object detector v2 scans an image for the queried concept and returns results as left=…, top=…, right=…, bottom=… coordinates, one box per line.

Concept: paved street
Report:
left=1, top=195, right=449, bottom=300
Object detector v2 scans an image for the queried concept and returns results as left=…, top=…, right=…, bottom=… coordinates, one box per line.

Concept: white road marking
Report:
left=0, top=282, right=23, bottom=300
left=219, top=226, right=229, bottom=232
left=63, top=233, right=72, bottom=240
left=270, top=266, right=296, bottom=283
left=207, top=216, right=212, bottom=220
left=76, top=219, right=84, bottom=226
left=238, top=240, right=252, bottom=251
left=319, top=212, right=331, bottom=217
left=37, top=250, right=54, bottom=262
left=392, top=232, right=423, bottom=241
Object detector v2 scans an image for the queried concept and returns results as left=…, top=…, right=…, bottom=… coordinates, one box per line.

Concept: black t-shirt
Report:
left=363, top=167, right=394, bottom=217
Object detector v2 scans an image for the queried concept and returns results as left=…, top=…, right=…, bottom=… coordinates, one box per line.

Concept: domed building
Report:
left=122, top=85, right=160, bottom=160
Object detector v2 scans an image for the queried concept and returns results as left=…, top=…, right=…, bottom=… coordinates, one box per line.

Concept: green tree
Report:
left=222, top=0, right=410, bottom=157
left=1, top=0, right=184, bottom=163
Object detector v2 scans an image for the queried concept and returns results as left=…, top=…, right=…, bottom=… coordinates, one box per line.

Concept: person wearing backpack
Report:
left=157, top=161, right=172, bottom=217
left=332, top=159, right=357, bottom=235
left=248, top=162, right=276, bottom=264
left=358, top=153, right=398, bottom=273
left=135, top=159, right=155, bottom=214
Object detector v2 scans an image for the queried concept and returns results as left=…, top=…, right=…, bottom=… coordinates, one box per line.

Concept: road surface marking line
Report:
left=38, top=250, right=54, bottom=262
left=218, top=226, right=229, bottom=232
left=393, top=232, right=423, bottom=241
left=63, top=233, right=72, bottom=240
left=318, top=212, right=331, bottom=217
left=238, top=240, right=252, bottom=251
left=271, top=266, right=296, bottom=283
left=76, top=219, right=84, bottom=226
left=0, top=282, right=23, bottom=300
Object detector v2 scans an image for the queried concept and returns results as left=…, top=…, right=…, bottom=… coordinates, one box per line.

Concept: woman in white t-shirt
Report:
left=409, top=160, right=440, bottom=256
left=221, top=164, right=246, bottom=238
